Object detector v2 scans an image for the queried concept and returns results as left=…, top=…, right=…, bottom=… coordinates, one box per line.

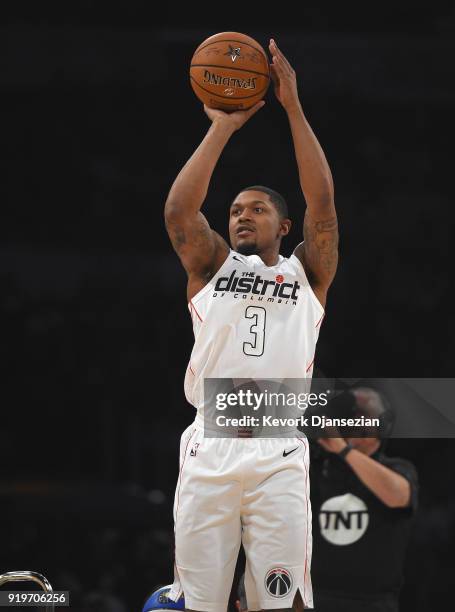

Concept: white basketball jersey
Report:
left=184, top=249, right=324, bottom=417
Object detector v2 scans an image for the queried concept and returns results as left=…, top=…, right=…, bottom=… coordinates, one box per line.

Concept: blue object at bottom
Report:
left=142, top=585, right=185, bottom=612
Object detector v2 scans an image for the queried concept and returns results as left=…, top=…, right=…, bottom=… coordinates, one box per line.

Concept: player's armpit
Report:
left=294, top=210, right=339, bottom=301
left=165, top=209, right=229, bottom=279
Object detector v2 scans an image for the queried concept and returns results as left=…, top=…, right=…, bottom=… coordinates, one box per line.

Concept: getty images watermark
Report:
left=204, top=377, right=455, bottom=438
left=203, top=378, right=382, bottom=438
left=214, top=388, right=379, bottom=429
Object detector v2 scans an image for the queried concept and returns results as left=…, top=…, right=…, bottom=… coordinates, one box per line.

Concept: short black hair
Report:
left=237, top=185, right=289, bottom=219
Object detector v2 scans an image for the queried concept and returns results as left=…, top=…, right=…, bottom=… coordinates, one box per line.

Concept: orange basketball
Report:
left=190, top=32, right=270, bottom=112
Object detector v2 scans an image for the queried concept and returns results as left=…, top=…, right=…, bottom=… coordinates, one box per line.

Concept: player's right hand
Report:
left=204, top=101, right=265, bottom=132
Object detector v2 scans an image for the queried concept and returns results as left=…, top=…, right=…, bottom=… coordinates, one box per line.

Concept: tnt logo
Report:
left=319, top=494, right=369, bottom=545
left=264, top=567, right=293, bottom=598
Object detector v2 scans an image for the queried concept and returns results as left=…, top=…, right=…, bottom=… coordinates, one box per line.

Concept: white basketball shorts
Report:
left=168, top=422, right=313, bottom=611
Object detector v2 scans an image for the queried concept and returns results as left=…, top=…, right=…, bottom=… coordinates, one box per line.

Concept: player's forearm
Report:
left=287, top=104, right=335, bottom=215
left=345, top=450, right=411, bottom=508
left=165, top=120, right=234, bottom=218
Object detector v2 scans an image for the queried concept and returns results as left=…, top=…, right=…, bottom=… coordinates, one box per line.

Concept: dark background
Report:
left=1, top=2, right=454, bottom=610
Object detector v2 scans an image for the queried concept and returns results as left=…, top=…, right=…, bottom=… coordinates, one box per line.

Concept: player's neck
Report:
left=257, top=247, right=281, bottom=267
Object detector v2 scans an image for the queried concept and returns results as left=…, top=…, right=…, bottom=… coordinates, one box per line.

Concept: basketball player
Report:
left=165, top=39, right=338, bottom=612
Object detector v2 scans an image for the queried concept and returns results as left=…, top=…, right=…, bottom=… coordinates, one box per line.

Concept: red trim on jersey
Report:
left=190, top=300, right=203, bottom=322
left=189, top=363, right=195, bottom=376
left=298, top=437, right=309, bottom=606
left=315, top=313, right=325, bottom=328
left=306, top=358, right=314, bottom=373
left=175, top=428, right=196, bottom=521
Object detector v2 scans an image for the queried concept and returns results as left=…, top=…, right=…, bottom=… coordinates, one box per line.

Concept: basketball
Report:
left=189, top=32, right=270, bottom=112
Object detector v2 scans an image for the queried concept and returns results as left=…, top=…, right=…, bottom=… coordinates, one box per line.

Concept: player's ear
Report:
left=280, top=218, right=292, bottom=237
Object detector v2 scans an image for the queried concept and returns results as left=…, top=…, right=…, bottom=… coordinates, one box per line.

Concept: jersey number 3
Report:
left=243, top=306, right=266, bottom=357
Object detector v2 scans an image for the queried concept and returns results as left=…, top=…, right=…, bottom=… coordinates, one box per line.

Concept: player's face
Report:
left=229, top=191, right=288, bottom=255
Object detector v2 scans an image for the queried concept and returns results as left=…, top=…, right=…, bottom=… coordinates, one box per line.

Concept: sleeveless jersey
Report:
left=184, top=249, right=325, bottom=419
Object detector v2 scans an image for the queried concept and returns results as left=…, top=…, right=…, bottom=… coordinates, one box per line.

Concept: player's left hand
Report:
left=268, top=39, right=300, bottom=112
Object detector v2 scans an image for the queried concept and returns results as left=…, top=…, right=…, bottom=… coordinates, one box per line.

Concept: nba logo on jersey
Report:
left=190, top=443, right=199, bottom=457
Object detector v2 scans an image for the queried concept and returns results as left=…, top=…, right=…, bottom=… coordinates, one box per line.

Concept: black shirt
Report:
left=310, top=445, right=418, bottom=598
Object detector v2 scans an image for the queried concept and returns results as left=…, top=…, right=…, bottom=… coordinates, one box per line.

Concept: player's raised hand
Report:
left=268, top=39, right=300, bottom=112
left=204, top=101, right=265, bottom=132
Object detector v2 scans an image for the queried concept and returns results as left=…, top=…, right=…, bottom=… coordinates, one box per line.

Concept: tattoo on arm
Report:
left=165, top=214, right=220, bottom=277
left=165, top=219, right=187, bottom=253
left=304, top=214, right=339, bottom=278
left=173, top=227, right=186, bottom=249
left=314, top=218, right=338, bottom=233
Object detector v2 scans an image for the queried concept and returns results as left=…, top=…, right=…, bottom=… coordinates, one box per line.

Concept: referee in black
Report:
left=309, top=387, right=418, bottom=612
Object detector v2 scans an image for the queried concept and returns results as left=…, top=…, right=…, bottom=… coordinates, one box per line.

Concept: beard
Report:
left=236, top=241, right=259, bottom=256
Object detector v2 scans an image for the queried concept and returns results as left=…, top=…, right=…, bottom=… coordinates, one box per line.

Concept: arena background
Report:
left=1, top=2, right=454, bottom=610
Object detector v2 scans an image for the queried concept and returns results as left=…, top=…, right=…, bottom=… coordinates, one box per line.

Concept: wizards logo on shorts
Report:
left=264, top=567, right=293, bottom=598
